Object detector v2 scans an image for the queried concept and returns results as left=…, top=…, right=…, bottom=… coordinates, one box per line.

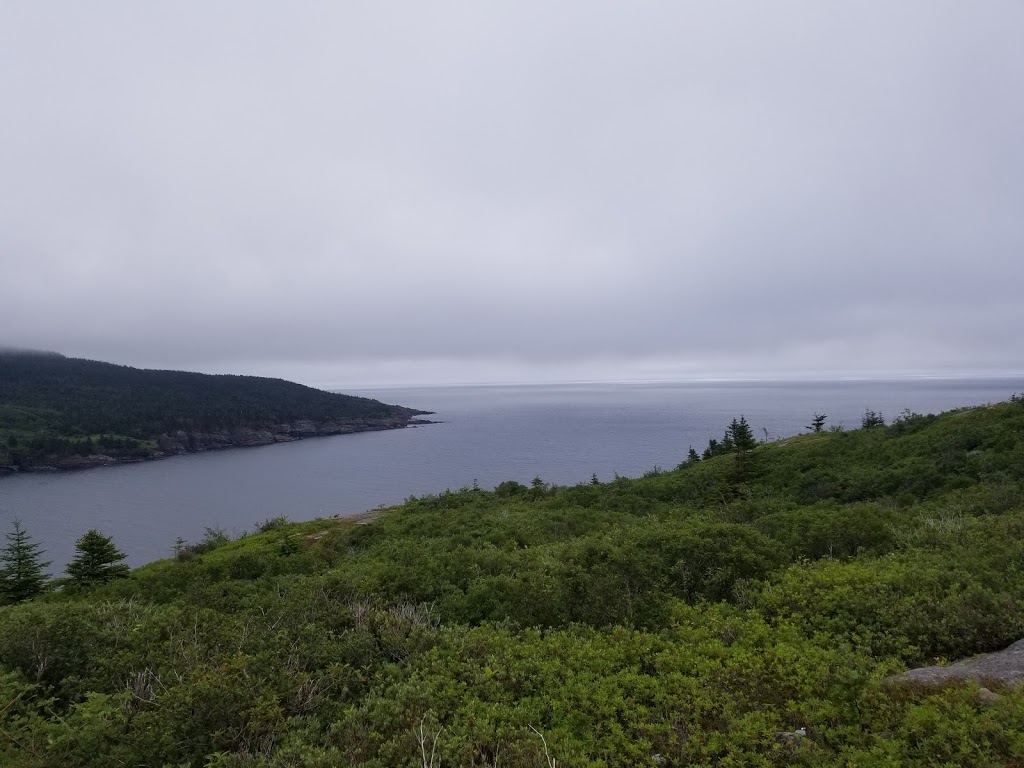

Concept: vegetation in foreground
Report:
left=2, top=397, right=1024, bottom=766
left=0, top=350, right=426, bottom=469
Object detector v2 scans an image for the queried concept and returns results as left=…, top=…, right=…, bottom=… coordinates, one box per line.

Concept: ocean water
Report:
left=1, top=377, right=1021, bottom=572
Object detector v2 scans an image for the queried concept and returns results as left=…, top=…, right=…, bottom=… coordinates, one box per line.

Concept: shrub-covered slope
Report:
left=2, top=398, right=1024, bottom=766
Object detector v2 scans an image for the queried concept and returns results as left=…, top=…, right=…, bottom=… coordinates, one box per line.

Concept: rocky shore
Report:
left=0, top=414, right=435, bottom=475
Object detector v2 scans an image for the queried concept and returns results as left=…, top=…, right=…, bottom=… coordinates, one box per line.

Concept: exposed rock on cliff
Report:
left=10, top=413, right=433, bottom=473
left=889, top=639, right=1024, bottom=688
left=153, top=415, right=429, bottom=455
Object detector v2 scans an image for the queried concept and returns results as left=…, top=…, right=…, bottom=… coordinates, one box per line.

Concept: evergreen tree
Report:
left=862, top=409, right=886, bottom=429
left=702, top=438, right=721, bottom=460
left=700, top=417, right=759, bottom=461
left=808, top=413, right=828, bottom=432
left=686, top=447, right=701, bottom=464
left=66, top=529, right=129, bottom=586
left=726, top=416, right=757, bottom=452
left=0, top=519, right=50, bottom=603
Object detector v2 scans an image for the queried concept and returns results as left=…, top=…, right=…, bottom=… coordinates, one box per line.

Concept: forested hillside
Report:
left=0, top=352, right=427, bottom=469
left=2, top=398, right=1024, bottom=766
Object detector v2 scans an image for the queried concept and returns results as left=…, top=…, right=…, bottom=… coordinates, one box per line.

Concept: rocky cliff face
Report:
left=153, top=416, right=427, bottom=455
left=4, top=413, right=433, bottom=473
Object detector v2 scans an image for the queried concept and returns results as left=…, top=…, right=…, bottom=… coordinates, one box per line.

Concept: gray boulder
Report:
left=891, top=639, right=1024, bottom=687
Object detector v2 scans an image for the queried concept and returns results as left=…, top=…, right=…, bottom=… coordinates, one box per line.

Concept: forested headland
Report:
left=2, top=396, right=1024, bottom=766
left=0, top=351, right=430, bottom=472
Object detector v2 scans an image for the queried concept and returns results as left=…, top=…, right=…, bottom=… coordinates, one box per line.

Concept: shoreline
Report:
left=0, top=415, right=438, bottom=477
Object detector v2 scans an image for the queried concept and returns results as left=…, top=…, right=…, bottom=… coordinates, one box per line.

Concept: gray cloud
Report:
left=1, top=1, right=1022, bottom=386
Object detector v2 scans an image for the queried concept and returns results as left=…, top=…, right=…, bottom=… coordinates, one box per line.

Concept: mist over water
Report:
left=1, top=377, right=1021, bottom=573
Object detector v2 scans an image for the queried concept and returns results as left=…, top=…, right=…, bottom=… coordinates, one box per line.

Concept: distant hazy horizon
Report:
left=5, top=347, right=1024, bottom=392
left=2, top=2, right=1022, bottom=384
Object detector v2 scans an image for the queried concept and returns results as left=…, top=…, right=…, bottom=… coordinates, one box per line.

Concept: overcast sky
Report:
left=1, top=2, right=1022, bottom=387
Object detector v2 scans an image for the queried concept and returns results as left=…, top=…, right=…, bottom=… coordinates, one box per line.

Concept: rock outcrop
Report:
left=889, top=639, right=1024, bottom=688
left=45, top=454, right=123, bottom=470
left=153, top=416, right=429, bottom=455
left=9, top=414, right=434, bottom=473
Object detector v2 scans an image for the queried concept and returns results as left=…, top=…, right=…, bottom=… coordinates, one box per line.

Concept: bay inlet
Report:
left=1, top=376, right=1021, bottom=572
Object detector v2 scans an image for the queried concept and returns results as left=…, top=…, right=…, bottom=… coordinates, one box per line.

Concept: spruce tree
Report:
left=702, top=438, right=721, bottom=460
left=0, top=519, right=51, bottom=603
left=66, top=529, right=129, bottom=587
left=861, top=409, right=886, bottom=429
left=726, top=416, right=757, bottom=452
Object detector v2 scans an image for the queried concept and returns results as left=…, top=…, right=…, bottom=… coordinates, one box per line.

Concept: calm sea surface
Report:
left=2, top=377, right=1021, bottom=572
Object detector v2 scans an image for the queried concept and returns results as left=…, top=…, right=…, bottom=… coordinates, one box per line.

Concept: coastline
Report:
left=0, top=414, right=437, bottom=476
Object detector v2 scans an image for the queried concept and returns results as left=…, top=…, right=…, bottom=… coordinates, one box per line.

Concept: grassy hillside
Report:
left=2, top=397, right=1024, bottom=766
left=0, top=352, right=425, bottom=468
